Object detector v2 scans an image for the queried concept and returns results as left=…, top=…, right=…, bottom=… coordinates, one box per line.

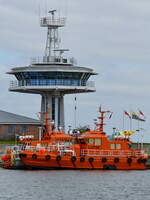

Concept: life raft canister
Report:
left=89, top=157, right=94, bottom=163
left=71, top=156, right=76, bottom=162
left=114, top=158, right=119, bottom=163
left=56, top=155, right=61, bottom=161
left=32, top=154, right=37, bottom=160
left=80, top=157, right=85, bottom=162
left=102, top=157, right=107, bottom=163
left=45, top=155, right=51, bottom=161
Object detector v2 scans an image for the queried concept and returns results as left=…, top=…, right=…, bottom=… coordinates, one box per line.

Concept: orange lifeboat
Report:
left=1, top=108, right=148, bottom=170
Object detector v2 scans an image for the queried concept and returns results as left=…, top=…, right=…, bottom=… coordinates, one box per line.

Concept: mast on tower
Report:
left=40, top=9, right=66, bottom=63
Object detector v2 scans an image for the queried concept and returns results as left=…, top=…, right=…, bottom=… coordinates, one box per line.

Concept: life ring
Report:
left=102, top=157, right=107, bottom=163
left=19, top=153, right=23, bottom=158
left=45, top=155, right=51, bottom=161
left=71, top=156, right=76, bottom=162
left=89, top=157, right=94, bottom=163
left=137, top=158, right=142, bottom=163
left=114, top=158, right=119, bottom=163
left=127, top=158, right=132, bottom=164
left=56, top=155, right=61, bottom=161
left=141, top=158, right=147, bottom=163
left=32, top=154, right=37, bottom=160
left=19, top=153, right=27, bottom=158
left=80, top=157, right=85, bottom=162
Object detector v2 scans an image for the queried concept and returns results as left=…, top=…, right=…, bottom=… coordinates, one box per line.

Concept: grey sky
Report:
left=0, top=0, right=150, bottom=141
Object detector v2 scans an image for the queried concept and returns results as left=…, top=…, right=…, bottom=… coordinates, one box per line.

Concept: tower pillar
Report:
left=41, top=93, right=65, bottom=131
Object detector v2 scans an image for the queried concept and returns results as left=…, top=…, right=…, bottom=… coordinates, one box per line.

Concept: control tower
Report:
left=8, top=10, right=97, bottom=130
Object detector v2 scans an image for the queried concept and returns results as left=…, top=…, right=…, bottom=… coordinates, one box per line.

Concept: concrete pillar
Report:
left=41, top=93, right=65, bottom=131
left=54, top=96, right=59, bottom=130
left=47, top=94, right=52, bottom=120
left=41, top=94, right=46, bottom=124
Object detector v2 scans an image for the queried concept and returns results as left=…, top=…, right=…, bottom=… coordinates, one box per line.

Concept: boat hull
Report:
left=20, top=153, right=147, bottom=170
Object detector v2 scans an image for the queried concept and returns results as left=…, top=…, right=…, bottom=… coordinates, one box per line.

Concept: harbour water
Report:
left=0, top=169, right=150, bottom=200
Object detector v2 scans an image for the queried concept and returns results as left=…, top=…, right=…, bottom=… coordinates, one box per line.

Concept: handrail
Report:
left=81, top=149, right=145, bottom=157
left=40, top=17, right=66, bottom=27
left=9, top=80, right=95, bottom=88
left=30, top=56, right=75, bottom=65
left=24, top=144, right=71, bottom=152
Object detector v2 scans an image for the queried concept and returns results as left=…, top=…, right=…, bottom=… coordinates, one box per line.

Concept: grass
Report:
left=0, top=141, right=16, bottom=145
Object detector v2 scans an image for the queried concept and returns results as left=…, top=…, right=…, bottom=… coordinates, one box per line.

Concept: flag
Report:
left=131, top=112, right=145, bottom=121
left=124, top=111, right=131, bottom=119
left=99, top=106, right=101, bottom=112
left=139, top=110, right=145, bottom=117
left=109, top=112, right=113, bottom=119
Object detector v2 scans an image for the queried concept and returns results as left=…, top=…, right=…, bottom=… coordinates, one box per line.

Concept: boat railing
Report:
left=81, top=149, right=145, bottom=157
left=25, top=144, right=72, bottom=152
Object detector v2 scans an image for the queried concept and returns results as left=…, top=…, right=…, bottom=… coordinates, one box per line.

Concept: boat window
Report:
left=110, top=144, right=115, bottom=149
left=72, top=139, right=77, bottom=144
left=88, top=138, right=94, bottom=145
left=95, top=139, right=101, bottom=146
left=116, top=144, right=121, bottom=149
left=64, top=142, right=70, bottom=147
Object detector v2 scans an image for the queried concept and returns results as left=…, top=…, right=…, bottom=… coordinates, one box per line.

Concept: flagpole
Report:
left=129, top=109, right=132, bottom=130
left=123, top=112, right=125, bottom=130
left=141, top=130, right=144, bottom=150
left=137, top=120, right=140, bottom=149
left=138, top=109, right=145, bottom=150
left=138, top=120, right=141, bottom=149
left=130, top=117, right=132, bottom=130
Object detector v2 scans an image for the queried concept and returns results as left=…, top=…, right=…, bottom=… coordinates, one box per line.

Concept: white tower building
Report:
left=8, top=10, right=97, bottom=130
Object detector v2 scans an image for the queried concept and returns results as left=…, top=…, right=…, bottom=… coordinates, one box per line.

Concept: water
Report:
left=0, top=168, right=150, bottom=200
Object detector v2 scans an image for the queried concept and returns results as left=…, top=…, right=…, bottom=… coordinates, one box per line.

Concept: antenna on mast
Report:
left=74, top=95, right=77, bottom=129
left=45, top=0, right=48, bottom=15
left=40, top=9, right=66, bottom=63
left=38, top=3, right=41, bottom=21
left=48, top=9, right=56, bottom=15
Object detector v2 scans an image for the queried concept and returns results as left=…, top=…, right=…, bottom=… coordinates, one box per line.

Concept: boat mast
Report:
left=96, top=107, right=111, bottom=133
left=97, top=109, right=105, bottom=133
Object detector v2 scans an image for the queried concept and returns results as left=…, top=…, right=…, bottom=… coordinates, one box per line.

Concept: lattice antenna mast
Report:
left=40, top=9, right=66, bottom=62
left=96, top=107, right=112, bottom=133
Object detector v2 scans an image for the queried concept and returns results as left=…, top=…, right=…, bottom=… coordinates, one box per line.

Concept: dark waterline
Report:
left=0, top=168, right=150, bottom=200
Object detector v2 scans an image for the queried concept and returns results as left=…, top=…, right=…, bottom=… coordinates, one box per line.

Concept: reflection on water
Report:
left=0, top=168, right=150, bottom=200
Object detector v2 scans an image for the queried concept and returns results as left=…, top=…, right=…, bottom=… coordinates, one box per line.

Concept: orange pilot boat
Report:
left=1, top=108, right=148, bottom=170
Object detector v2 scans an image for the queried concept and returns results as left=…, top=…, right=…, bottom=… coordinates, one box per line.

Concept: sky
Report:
left=0, top=0, right=150, bottom=142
